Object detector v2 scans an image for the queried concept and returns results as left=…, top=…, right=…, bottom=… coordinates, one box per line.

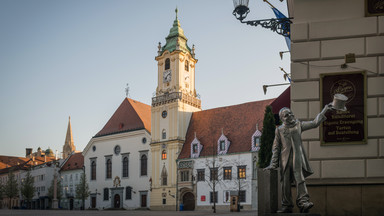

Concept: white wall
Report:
left=83, top=129, right=151, bottom=209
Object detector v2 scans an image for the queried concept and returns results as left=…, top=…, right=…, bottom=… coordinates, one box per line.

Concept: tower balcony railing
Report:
left=152, top=92, right=201, bottom=108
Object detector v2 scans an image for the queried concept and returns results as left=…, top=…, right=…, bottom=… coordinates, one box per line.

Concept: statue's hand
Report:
left=321, top=103, right=333, bottom=115
left=263, top=165, right=277, bottom=171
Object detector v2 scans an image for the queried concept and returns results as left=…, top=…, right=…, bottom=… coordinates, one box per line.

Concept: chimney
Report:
left=26, top=148, right=33, bottom=157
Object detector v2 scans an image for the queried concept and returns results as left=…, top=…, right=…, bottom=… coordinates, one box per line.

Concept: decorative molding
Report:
left=178, top=160, right=193, bottom=169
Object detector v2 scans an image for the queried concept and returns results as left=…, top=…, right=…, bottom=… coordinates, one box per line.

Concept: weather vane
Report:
left=125, top=83, right=130, bottom=98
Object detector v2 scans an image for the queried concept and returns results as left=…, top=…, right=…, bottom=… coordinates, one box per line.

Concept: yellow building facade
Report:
left=150, top=9, right=201, bottom=210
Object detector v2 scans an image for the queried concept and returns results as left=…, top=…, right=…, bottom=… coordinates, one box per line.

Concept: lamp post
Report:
left=232, top=0, right=291, bottom=37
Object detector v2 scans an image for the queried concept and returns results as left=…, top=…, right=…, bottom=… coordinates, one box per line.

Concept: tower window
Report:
left=165, top=58, right=170, bottom=70
left=162, top=150, right=167, bottom=160
left=185, top=60, right=189, bottom=71
left=162, top=129, right=166, bottom=139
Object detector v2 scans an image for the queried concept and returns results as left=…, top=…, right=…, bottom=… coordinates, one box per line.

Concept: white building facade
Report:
left=83, top=98, right=152, bottom=210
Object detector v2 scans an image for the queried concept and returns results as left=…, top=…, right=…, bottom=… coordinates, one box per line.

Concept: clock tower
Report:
left=150, top=9, right=201, bottom=210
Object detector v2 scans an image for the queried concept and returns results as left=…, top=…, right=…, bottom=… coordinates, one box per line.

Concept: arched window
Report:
left=140, top=154, right=147, bottom=176
left=161, top=166, right=167, bottom=186
left=162, top=150, right=167, bottom=160
left=165, top=58, right=170, bottom=70
left=91, top=161, right=96, bottom=180
left=122, top=157, right=129, bottom=178
left=185, top=60, right=189, bottom=71
left=106, top=159, right=112, bottom=179
left=162, top=129, right=166, bottom=139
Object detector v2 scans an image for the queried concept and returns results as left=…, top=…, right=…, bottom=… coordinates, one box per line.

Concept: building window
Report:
left=165, top=58, right=170, bottom=70
left=192, top=144, right=198, bottom=154
left=162, top=129, right=166, bottom=139
left=162, top=199, right=166, bottom=205
left=253, top=136, right=260, bottom=148
left=161, top=166, right=167, bottom=186
left=122, top=157, right=129, bottom=178
left=219, top=140, right=225, bottom=151
left=162, top=150, right=167, bottom=160
left=180, top=171, right=189, bottom=182
left=223, top=167, right=232, bottom=180
left=103, top=188, right=109, bottom=201
left=197, top=169, right=205, bottom=182
left=210, top=168, right=218, bottom=181
left=106, top=159, right=112, bottom=179
left=125, top=186, right=132, bottom=200
left=140, top=154, right=147, bottom=176
left=239, top=190, right=246, bottom=202
left=210, top=191, right=218, bottom=203
left=185, top=60, right=189, bottom=71
left=238, top=166, right=246, bottom=179
left=91, top=161, right=96, bottom=180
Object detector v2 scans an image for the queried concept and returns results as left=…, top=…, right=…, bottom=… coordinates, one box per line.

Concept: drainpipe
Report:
left=176, top=159, right=179, bottom=211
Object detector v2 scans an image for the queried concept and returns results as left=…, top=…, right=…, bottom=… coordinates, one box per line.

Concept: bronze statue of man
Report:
left=264, top=104, right=332, bottom=213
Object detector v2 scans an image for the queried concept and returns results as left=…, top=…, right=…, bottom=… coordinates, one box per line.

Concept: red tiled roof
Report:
left=60, top=152, right=84, bottom=171
left=0, top=156, right=29, bottom=169
left=270, top=86, right=290, bottom=114
left=178, top=99, right=275, bottom=159
left=95, top=98, right=151, bottom=137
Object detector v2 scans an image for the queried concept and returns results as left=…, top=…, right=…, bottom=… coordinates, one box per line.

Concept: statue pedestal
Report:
left=258, top=169, right=279, bottom=214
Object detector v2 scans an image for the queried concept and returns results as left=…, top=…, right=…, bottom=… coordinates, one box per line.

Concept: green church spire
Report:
left=159, top=8, right=192, bottom=56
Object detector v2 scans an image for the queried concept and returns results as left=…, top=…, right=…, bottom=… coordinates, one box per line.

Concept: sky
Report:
left=0, top=0, right=290, bottom=157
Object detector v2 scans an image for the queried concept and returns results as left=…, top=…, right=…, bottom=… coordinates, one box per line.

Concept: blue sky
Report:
left=0, top=0, right=290, bottom=157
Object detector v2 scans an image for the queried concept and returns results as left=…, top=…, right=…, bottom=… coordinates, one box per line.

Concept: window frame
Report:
left=125, top=186, right=132, bottom=200
left=122, top=156, right=129, bottom=178
left=237, top=166, right=246, bottom=179
left=140, top=154, right=148, bottom=176
left=223, top=167, right=232, bottom=180
left=210, top=191, right=218, bottom=203
left=197, top=169, right=205, bottom=182
left=162, top=150, right=167, bottom=160
left=165, top=58, right=170, bottom=70
left=180, top=170, right=189, bottom=182
left=106, top=158, right=112, bottom=179
left=103, top=188, right=109, bottom=201
left=210, top=168, right=218, bottom=181
left=91, top=160, right=96, bottom=181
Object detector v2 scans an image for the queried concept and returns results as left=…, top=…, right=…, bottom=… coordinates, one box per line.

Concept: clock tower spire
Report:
left=150, top=9, right=201, bottom=210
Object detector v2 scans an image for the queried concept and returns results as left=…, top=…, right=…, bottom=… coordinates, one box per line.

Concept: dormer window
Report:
left=185, top=60, right=189, bottom=71
left=219, top=140, right=225, bottom=151
left=251, top=124, right=262, bottom=152
left=190, top=135, right=203, bottom=158
left=217, top=131, right=230, bottom=155
left=165, top=58, right=170, bottom=70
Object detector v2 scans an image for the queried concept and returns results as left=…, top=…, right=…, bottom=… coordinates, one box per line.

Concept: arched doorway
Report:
left=114, top=194, right=120, bottom=208
left=182, top=192, right=195, bottom=211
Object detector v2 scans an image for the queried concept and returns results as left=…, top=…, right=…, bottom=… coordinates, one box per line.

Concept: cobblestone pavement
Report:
left=0, top=209, right=258, bottom=216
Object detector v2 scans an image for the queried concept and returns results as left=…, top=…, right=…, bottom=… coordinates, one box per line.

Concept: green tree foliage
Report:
left=47, top=176, right=62, bottom=201
left=258, top=106, right=276, bottom=168
left=75, top=173, right=90, bottom=210
left=4, top=170, right=19, bottom=203
left=20, top=171, right=35, bottom=209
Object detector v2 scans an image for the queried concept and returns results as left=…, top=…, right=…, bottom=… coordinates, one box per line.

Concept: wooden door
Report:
left=141, top=194, right=147, bottom=207
left=183, top=192, right=195, bottom=211
left=114, top=194, right=120, bottom=208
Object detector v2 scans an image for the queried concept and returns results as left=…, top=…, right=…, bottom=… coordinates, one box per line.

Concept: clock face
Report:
left=163, top=70, right=172, bottom=83
left=162, top=110, right=167, bottom=118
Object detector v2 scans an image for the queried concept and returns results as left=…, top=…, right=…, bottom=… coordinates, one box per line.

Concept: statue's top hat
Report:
left=331, top=94, right=348, bottom=111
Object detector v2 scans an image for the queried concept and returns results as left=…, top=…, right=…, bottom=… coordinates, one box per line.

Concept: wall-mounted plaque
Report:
left=320, top=71, right=367, bottom=145
left=365, top=0, right=384, bottom=16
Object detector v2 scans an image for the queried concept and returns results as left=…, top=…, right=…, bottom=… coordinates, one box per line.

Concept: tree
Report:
left=20, top=171, right=35, bottom=209
left=47, top=177, right=62, bottom=204
left=258, top=106, right=276, bottom=168
left=4, top=170, right=19, bottom=209
left=75, top=173, right=90, bottom=210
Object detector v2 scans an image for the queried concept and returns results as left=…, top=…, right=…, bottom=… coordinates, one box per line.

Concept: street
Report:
left=0, top=209, right=258, bottom=216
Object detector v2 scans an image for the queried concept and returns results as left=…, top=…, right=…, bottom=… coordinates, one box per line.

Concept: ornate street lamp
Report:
left=232, top=0, right=291, bottom=37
